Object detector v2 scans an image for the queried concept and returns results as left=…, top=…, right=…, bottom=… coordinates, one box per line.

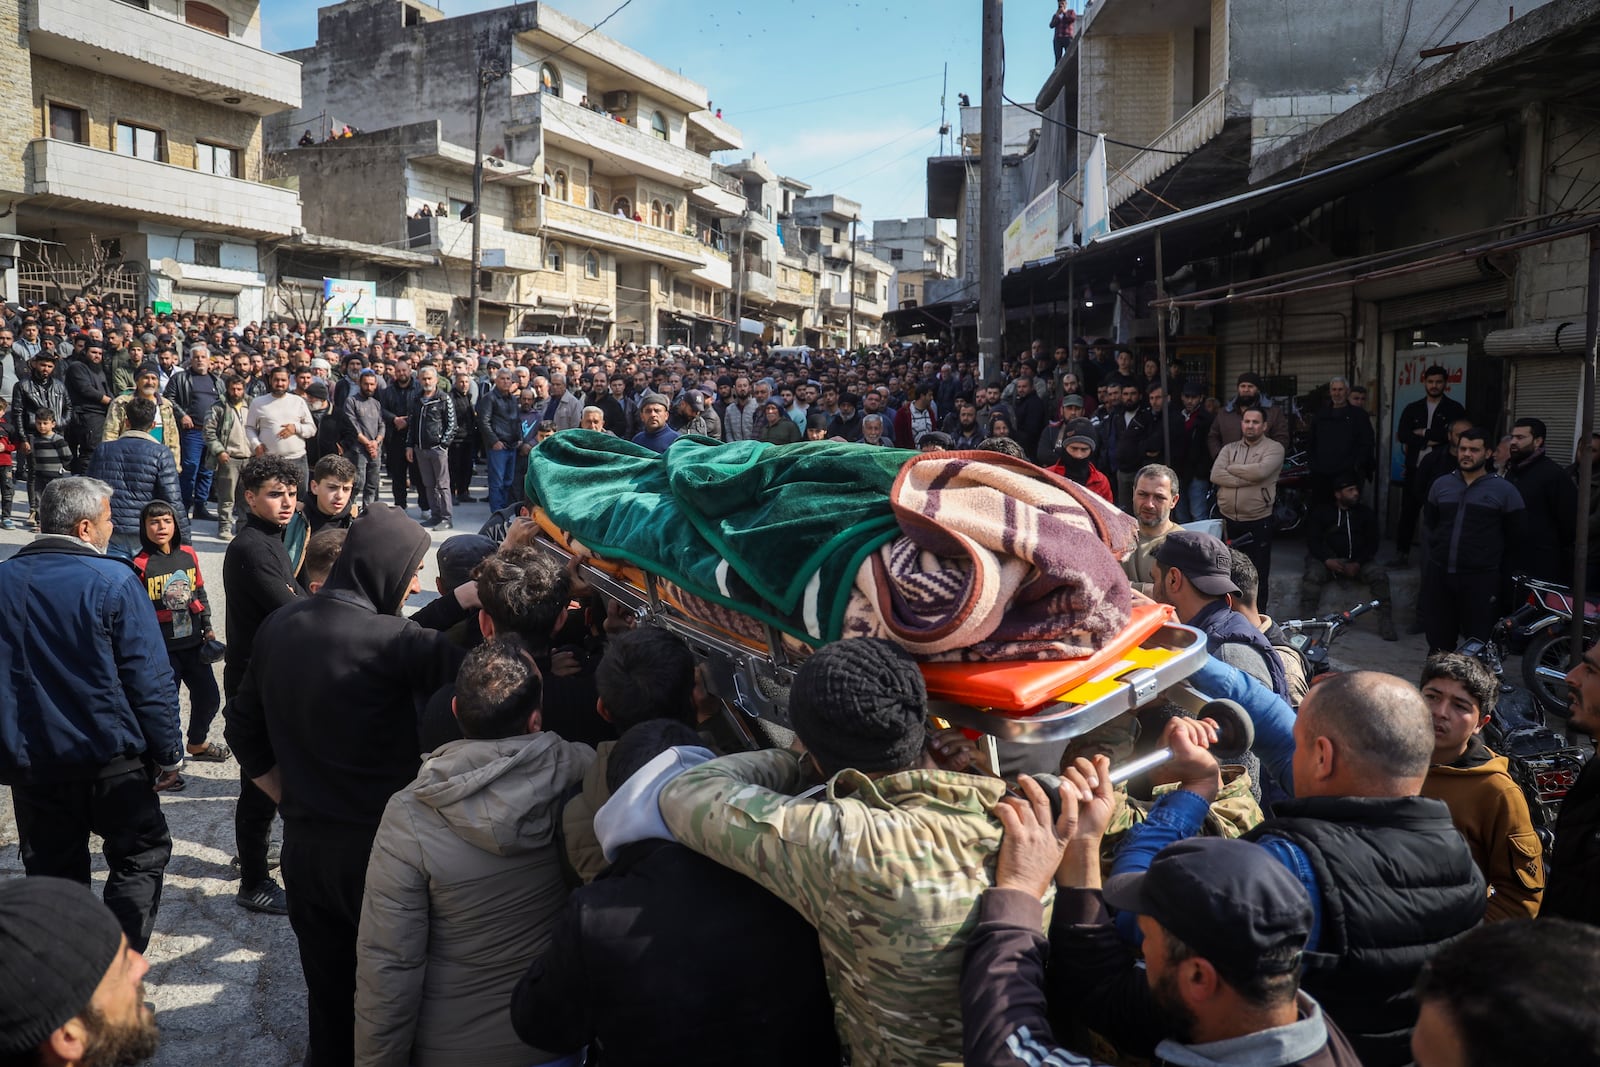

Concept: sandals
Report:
left=155, top=773, right=186, bottom=793
left=186, top=742, right=232, bottom=762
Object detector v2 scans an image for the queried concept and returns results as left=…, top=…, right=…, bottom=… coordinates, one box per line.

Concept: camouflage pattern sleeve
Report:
left=658, top=749, right=837, bottom=926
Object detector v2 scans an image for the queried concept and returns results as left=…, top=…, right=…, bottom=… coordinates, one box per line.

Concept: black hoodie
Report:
left=223, top=504, right=467, bottom=832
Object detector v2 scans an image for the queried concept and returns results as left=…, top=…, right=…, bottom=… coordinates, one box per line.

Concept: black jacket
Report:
left=476, top=387, right=523, bottom=449
left=1423, top=471, right=1527, bottom=576
left=1545, top=757, right=1600, bottom=926
left=1396, top=394, right=1466, bottom=476
left=1246, top=796, right=1486, bottom=1067
left=224, top=505, right=465, bottom=831
left=65, top=357, right=110, bottom=421
left=510, top=837, right=839, bottom=1066
left=1178, top=405, right=1213, bottom=481
left=221, top=513, right=302, bottom=691
left=1505, top=451, right=1578, bottom=582
left=11, top=374, right=71, bottom=434
left=163, top=369, right=225, bottom=421
left=407, top=390, right=456, bottom=450
left=379, top=378, right=421, bottom=441
left=1305, top=501, right=1380, bottom=564
left=1307, top=404, right=1375, bottom=478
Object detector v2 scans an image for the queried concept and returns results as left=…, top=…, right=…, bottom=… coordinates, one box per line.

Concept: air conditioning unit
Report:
left=602, top=90, right=632, bottom=112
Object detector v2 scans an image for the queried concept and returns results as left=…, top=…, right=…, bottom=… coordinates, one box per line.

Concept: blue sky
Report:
left=262, top=0, right=1062, bottom=236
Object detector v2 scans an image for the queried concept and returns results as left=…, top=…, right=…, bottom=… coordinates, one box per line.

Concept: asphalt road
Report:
left=0, top=484, right=1441, bottom=1066
left=0, top=480, right=495, bottom=1067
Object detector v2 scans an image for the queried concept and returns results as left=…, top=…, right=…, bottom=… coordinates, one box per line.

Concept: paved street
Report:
left=0, top=488, right=1443, bottom=1066
left=0, top=487, right=495, bottom=1067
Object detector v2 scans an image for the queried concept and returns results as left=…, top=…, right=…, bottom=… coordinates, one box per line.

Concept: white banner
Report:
left=1079, top=134, right=1110, bottom=243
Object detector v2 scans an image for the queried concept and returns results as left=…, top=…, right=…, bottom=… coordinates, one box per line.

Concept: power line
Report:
left=1000, top=92, right=1189, bottom=155
left=735, top=73, right=943, bottom=115
left=797, top=119, right=944, bottom=182
left=502, top=0, right=639, bottom=76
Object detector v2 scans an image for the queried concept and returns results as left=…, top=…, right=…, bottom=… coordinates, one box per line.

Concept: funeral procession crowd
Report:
left=0, top=297, right=1598, bottom=1067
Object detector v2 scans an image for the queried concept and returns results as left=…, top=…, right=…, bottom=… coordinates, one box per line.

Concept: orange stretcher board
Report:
left=530, top=516, right=1208, bottom=744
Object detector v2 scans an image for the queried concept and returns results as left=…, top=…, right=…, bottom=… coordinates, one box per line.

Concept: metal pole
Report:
left=849, top=217, right=858, bottom=349
left=1156, top=231, right=1172, bottom=466
left=978, top=0, right=1003, bottom=383
left=1573, top=229, right=1599, bottom=663
left=469, top=69, right=488, bottom=341
left=732, top=210, right=747, bottom=354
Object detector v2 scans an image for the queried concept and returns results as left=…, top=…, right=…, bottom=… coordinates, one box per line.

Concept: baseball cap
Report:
left=1152, top=529, right=1240, bottom=596
left=1061, top=394, right=1085, bottom=408
left=1181, top=379, right=1205, bottom=397
left=1102, top=837, right=1313, bottom=988
left=436, top=534, right=498, bottom=589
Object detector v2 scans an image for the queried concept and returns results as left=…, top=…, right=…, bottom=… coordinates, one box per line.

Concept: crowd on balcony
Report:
left=1, top=293, right=1599, bottom=1067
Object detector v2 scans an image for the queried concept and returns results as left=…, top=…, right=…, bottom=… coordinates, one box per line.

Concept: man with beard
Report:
left=962, top=764, right=1361, bottom=1067
left=1207, top=371, right=1290, bottom=458
left=448, top=371, right=478, bottom=504
left=162, top=345, right=223, bottom=522
left=894, top=382, right=938, bottom=448
left=721, top=374, right=760, bottom=442
left=341, top=370, right=386, bottom=511
left=1390, top=366, right=1467, bottom=567
left=1503, top=417, right=1577, bottom=583
left=1212, top=408, right=1284, bottom=611
left=244, top=367, right=315, bottom=500
left=597, top=375, right=636, bottom=440
left=379, top=360, right=422, bottom=514
left=103, top=365, right=182, bottom=473
left=0, top=877, right=163, bottom=1066
left=1544, top=639, right=1600, bottom=926
left=476, top=368, right=522, bottom=512
left=1121, top=464, right=1182, bottom=597
left=947, top=400, right=985, bottom=450
left=1420, top=429, right=1525, bottom=653
left=65, top=341, right=112, bottom=474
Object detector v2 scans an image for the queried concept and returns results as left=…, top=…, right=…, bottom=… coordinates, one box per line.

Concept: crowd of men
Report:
left=0, top=297, right=1598, bottom=1067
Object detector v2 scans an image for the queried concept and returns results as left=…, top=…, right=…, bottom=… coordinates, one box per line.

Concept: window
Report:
left=903, top=283, right=917, bottom=300
left=831, top=227, right=842, bottom=243
left=651, top=111, right=669, bottom=141
left=47, top=103, right=85, bottom=143
left=114, top=122, right=164, bottom=162
left=612, top=196, right=631, bottom=218
left=553, top=170, right=568, bottom=202
left=664, top=203, right=675, bottom=232
left=196, top=141, right=237, bottom=178
left=540, top=64, right=562, bottom=97
left=193, top=240, right=221, bottom=267
left=545, top=242, right=565, bottom=272
left=184, top=2, right=229, bottom=35
left=584, top=251, right=600, bottom=278
left=401, top=3, right=421, bottom=26
left=114, top=0, right=149, bottom=7
left=449, top=197, right=472, bottom=219
left=889, top=248, right=904, bottom=262
left=650, top=200, right=663, bottom=227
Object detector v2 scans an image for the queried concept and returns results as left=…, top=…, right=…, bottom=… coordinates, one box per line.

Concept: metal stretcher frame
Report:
left=534, top=532, right=1213, bottom=745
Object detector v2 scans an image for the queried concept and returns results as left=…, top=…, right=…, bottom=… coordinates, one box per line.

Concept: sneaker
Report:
left=218, top=527, right=234, bottom=542
left=1, top=519, right=13, bottom=530
left=230, top=841, right=283, bottom=872
left=236, top=878, right=288, bottom=915
left=437, top=519, right=454, bottom=530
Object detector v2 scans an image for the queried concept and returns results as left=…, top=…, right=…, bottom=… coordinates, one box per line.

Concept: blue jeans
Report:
left=487, top=446, right=516, bottom=511
left=1177, top=477, right=1212, bottom=523
left=179, top=428, right=213, bottom=510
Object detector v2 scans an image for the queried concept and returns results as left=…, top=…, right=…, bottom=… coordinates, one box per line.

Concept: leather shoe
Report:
left=193, top=506, right=219, bottom=522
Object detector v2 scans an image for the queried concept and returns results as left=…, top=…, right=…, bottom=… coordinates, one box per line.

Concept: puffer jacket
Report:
left=355, top=733, right=594, bottom=1067
left=560, top=739, right=615, bottom=883
left=85, top=431, right=189, bottom=540
left=1421, top=737, right=1544, bottom=921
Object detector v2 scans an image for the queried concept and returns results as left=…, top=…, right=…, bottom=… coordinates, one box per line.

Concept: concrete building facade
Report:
left=0, top=0, right=302, bottom=320
left=281, top=0, right=742, bottom=343
left=864, top=217, right=958, bottom=318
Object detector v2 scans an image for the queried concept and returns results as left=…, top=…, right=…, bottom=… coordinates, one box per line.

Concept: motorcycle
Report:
left=1277, top=599, right=1377, bottom=680
left=1456, top=626, right=1590, bottom=852
left=1273, top=449, right=1311, bottom=534
left=1503, top=575, right=1600, bottom=721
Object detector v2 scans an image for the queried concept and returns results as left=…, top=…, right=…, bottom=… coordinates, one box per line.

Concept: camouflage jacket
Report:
left=658, top=749, right=1027, bottom=1067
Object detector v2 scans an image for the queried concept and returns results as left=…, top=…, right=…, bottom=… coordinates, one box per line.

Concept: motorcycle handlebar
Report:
left=1340, top=599, right=1380, bottom=622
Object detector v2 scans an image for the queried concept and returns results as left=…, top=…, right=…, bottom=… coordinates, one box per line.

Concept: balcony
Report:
left=1107, top=84, right=1227, bottom=209
left=541, top=199, right=730, bottom=289
left=28, top=0, right=300, bottom=115
left=821, top=290, right=853, bottom=310
left=535, top=93, right=717, bottom=190
left=687, top=110, right=743, bottom=152
left=406, top=216, right=540, bottom=272
left=26, top=139, right=300, bottom=237
left=733, top=256, right=776, bottom=302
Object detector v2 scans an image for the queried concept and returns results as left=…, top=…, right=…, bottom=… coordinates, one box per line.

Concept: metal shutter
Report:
left=1511, top=356, right=1589, bottom=465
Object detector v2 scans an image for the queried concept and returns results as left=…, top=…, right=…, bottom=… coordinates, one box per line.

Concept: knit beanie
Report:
left=0, top=877, right=125, bottom=1054
left=638, top=391, right=670, bottom=412
left=788, top=638, right=928, bottom=774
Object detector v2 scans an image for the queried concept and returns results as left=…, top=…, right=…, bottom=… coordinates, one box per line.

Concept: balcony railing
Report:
left=541, top=200, right=730, bottom=289
left=535, top=93, right=718, bottom=188
left=1107, top=83, right=1227, bottom=209
left=29, top=0, right=300, bottom=114
left=27, top=139, right=299, bottom=237
left=406, top=215, right=540, bottom=272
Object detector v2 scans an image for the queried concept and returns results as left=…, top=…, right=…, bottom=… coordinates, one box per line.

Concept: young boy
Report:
left=300, top=527, right=347, bottom=594
left=0, top=399, right=16, bottom=529
left=286, top=454, right=358, bottom=580
left=27, top=410, right=71, bottom=530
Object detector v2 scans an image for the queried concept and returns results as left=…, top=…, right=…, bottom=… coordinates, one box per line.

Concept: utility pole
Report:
left=732, top=209, right=748, bottom=353
left=848, top=216, right=858, bottom=350
left=1574, top=228, right=1599, bottom=663
left=978, top=0, right=1003, bottom=382
left=468, top=64, right=506, bottom=340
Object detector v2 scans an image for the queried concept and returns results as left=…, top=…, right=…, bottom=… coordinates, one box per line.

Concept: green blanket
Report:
left=525, top=432, right=915, bottom=645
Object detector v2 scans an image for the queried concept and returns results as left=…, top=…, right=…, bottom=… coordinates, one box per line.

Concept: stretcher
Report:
left=532, top=508, right=1225, bottom=748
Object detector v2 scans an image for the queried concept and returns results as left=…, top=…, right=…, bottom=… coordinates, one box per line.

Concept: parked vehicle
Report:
left=1505, top=575, right=1600, bottom=720
left=1277, top=599, right=1377, bottom=680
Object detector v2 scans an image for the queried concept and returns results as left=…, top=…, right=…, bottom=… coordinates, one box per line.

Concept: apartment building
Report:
left=790, top=194, right=891, bottom=347
left=2, top=0, right=302, bottom=319
left=720, top=155, right=824, bottom=345
left=283, top=0, right=743, bottom=343
left=865, top=217, right=957, bottom=311
left=276, top=122, right=542, bottom=337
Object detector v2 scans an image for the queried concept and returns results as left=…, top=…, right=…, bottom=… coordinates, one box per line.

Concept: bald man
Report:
left=1104, top=672, right=1485, bottom=1067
